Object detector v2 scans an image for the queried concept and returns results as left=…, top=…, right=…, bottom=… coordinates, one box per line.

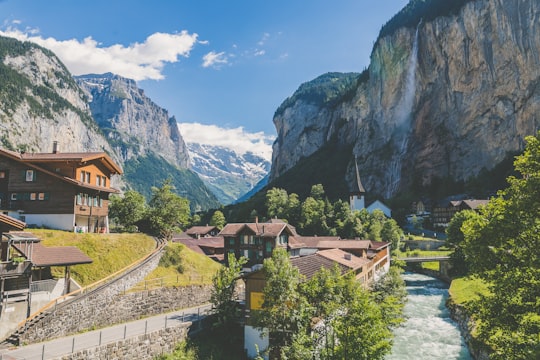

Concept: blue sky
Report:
left=0, top=0, right=408, bottom=157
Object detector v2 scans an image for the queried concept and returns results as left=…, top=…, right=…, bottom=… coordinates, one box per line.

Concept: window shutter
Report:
left=44, top=192, right=50, bottom=200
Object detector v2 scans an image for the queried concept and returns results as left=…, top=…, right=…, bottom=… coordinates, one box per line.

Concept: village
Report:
left=0, top=144, right=495, bottom=359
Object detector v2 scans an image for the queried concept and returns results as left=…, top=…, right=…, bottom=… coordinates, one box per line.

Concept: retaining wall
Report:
left=50, top=322, right=192, bottom=360
left=447, top=301, right=491, bottom=360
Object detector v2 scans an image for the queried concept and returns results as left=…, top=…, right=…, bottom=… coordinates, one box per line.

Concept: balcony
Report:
left=0, top=260, right=32, bottom=279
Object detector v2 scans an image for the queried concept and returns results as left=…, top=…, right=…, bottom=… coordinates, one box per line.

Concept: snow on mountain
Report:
left=178, top=123, right=274, bottom=205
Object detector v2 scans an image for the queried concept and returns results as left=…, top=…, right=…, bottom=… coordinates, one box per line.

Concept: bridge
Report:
left=395, top=256, right=452, bottom=280
left=396, top=256, right=450, bottom=263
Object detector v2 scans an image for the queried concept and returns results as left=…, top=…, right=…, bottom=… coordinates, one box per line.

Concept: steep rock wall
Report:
left=270, top=0, right=540, bottom=199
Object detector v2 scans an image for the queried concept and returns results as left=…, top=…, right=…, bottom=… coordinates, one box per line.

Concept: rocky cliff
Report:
left=75, top=73, right=190, bottom=169
left=270, top=0, right=540, bottom=199
left=0, top=36, right=114, bottom=158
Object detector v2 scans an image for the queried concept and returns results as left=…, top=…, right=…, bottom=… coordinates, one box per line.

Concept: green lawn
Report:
left=449, top=276, right=491, bottom=305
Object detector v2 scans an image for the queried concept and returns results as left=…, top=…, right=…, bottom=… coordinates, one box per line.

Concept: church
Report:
left=349, top=158, right=392, bottom=218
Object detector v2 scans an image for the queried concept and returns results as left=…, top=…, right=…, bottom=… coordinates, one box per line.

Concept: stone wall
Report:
left=20, top=280, right=212, bottom=344
left=50, top=322, right=192, bottom=360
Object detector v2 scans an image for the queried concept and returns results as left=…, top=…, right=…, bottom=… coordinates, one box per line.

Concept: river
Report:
left=386, top=272, right=472, bottom=359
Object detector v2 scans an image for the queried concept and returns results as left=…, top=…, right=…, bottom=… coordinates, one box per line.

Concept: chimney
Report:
left=52, top=141, right=58, bottom=154
left=344, top=253, right=352, bottom=261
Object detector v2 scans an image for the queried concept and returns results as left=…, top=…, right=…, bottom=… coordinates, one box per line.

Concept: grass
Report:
left=135, top=242, right=222, bottom=290
left=449, top=276, right=491, bottom=305
left=31, top=229, right=156, bottom=286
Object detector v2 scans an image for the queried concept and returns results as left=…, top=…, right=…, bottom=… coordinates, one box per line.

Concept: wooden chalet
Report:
left=185, top=225, right=219, bottom=239
left=220, top=219, right=298, bottom=268
left=432, top=198, right=489, bottom=228
left=0, top=143, right=122, bottom=232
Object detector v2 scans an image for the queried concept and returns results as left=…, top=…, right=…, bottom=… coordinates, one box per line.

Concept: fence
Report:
left=0, top=304, right=212, bottom=360
left=29, top=280, right=57, bottom=293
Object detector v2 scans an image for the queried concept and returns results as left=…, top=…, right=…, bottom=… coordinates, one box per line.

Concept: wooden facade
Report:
left=0, top=147, right=122, bottom=232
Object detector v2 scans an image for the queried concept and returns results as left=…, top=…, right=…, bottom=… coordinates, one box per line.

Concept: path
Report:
left=0, top=303, right=211, bottom=360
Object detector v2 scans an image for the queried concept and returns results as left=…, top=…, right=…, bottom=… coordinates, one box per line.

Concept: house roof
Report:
left=19, top=151, right=123, bottom=174
left=219, top=222, right=296, bottom=238
left=294, top=236, right=341, bottom=248
left=349, top=156, right=366, bottom=195
left=290, top=254, right=348, bottom=280
left=316, top=239, right=374, bottom=250
left=0, top=214, right=26, bottom=232
left=13, top=241, right=92, bottom=267
left=185, top=226, right=217, bottom=236
left=316, top=248, right=371, bottom=270
left=0, top=148, right=121, bottom=193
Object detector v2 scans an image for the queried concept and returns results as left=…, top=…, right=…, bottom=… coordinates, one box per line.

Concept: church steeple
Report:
left=350, top=156, right=365, bottom=211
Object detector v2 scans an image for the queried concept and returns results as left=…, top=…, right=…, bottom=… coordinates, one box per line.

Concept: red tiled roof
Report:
left=316, top=249, right=370, bottom=270
left=290, top=254, right=348, bottom=280
left=14, top=242, right=92, bottom=267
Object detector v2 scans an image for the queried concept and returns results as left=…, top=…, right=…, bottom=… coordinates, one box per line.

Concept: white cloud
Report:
left=0, top=26, right=198, bottom=81
left=202, top=51, right=228, bottom=68
left=178, top=122, right=274, bottom=161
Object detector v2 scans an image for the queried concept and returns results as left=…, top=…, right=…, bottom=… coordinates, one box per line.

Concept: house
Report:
left=220, top=219, right=298, bottom=268
left=184, top=225, right=219, bottom=239
left=0, top=143, right=122, bottom=232
left=172, top=235, right=225, bottom=263
left=1, top=215, right=92, bottom=319
left=242, top=247, right=384, bottom=359
left=366, top=199, right=392, bottom=218
left=432, top=198, right=490, bottom=228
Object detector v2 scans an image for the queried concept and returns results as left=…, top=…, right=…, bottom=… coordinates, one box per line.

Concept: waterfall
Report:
left=387, top=22, right=421, bottom=197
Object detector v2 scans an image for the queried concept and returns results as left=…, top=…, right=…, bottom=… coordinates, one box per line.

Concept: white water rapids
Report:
left=386, top=272, right=472, bottom=360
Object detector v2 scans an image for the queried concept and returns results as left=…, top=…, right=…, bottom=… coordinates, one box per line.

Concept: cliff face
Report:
left=0, top=37, right=113, bottom=157
left=271, top=0, right=540, bottom=199
left=75, top=73, right=190, bottom=169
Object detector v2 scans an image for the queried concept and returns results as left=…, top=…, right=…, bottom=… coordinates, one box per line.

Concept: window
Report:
left=0, top=171, right=5, bottom=178
left=76, top=193, right=82, bottom=205
left=11, top=193, right=17, bottom=201
left=30, top=193, right=36, bottom=201
left=85, top=172, right=90, bottom=183
left=25, top=170, right=35, bottom=182
left=96, top=176, right=101, bottom=186
left=102, top=176, right=107, bottom=187
left=38, top=193, right=48, bottom=201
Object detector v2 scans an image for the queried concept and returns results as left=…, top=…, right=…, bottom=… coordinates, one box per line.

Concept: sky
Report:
left=0, top=0, right=409, bottom=159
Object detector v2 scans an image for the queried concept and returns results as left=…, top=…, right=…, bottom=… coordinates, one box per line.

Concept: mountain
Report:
left=186, top=142, right=271, bottom=204
left=269, top=0, right=540, bottom=203
left=0, top=36, right=219, bottom=211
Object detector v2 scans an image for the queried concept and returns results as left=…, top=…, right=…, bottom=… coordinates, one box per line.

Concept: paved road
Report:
left=0, top=303, right=212, bottom=360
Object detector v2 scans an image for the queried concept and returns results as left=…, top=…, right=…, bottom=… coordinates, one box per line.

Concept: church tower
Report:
left=349, top=156, right=365, bottom=212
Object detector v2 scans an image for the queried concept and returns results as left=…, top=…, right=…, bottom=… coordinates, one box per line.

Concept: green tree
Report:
left=461, top=132, right=540, bottom=359
left=252, top=248, right=309, bottom=359
left=266, top=188, right=290, bottom=220
left=332, top=282, right=393, bottom=360
left=209, top=210, right=226, bottom=230
left=147, top=179, right=191, bottom=240
left=380, top=218, right=403, bottom=252
left=211, top=253, right=246, bottom=327
left=446, top=209, right=476, bottom=276
left=108, top=190, right=147, bottom=231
